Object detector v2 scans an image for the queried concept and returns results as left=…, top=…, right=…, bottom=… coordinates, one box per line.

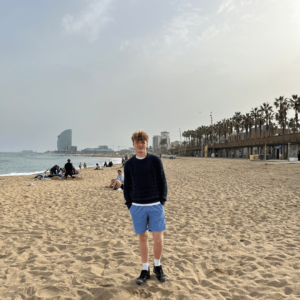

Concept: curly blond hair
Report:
left=131, top=130, right=149, bottom=143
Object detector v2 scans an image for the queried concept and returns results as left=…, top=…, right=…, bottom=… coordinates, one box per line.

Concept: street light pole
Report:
left=210, top=111, right=214, bottom=157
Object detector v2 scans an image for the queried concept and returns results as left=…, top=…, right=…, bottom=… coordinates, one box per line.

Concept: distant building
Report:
left=57, top=129, right=72, bottom=151
left=153, top=135, right=162, bottom=151
left=170, top=141, right=182, bottom=148
left=81, top=145, right=113, bottom=154
left=68, top=146, right=77, bottom=153
left=153, top=131, right=171, bottom=151
left=161, top=131, right=170, bottom=149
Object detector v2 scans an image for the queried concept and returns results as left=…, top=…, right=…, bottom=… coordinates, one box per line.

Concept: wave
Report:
left=0, top=163, right=106, bottom=177
left=0, top=170, right=46, bottom=177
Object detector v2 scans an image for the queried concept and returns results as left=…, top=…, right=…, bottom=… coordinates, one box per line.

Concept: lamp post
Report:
left=210, top=111, right=214, bottom=157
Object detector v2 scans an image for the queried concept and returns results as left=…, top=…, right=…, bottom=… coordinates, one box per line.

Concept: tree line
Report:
left=182, top=95, right=300, bottom=147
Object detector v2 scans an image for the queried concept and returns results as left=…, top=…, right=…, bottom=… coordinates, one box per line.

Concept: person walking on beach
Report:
left=124, top=130, right=168, bottom=286
left=64, top=159, right=74, bottom=179
left=79, top=162, right=82, bottom=169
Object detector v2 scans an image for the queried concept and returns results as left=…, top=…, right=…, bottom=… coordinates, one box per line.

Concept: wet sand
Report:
left=0, top=158, right=299, bottom=299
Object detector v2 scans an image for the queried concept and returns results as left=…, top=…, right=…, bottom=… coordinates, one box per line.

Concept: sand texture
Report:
left=0, top=158, right=300, bottom=300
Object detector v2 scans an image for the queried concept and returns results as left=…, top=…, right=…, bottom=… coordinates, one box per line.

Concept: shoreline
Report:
left=0, top=164, right=123, bottom=178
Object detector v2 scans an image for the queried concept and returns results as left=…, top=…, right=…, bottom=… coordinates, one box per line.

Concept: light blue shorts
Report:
left=130, top=204, right=166, bottom=234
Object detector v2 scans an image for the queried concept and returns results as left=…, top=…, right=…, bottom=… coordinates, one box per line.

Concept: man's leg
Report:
left=152, top=231, right=163, bottom=261
left=130, top=206, right=150, bottom=286
left=148, top=205, right=167, bottom=282
left=139, top=232, right=149, bottom=263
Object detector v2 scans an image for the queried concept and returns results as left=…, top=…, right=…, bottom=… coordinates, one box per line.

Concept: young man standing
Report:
left=124, top=130, right=168, bottom=285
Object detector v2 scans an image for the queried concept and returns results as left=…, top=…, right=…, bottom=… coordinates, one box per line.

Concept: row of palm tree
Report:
left=182, top=95, right=300, bottom=147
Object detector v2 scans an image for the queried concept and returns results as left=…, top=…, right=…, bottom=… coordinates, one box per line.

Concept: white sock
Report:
left=142, top=262, right=149, bottom=271
left=154, top=259, right=160, bottom=267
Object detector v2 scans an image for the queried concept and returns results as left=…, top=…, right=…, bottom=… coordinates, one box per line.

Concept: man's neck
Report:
left=136, top=152, right=147, bottom=158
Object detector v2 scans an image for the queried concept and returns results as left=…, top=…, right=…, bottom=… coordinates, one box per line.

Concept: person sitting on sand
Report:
left=50, top=165, right=59, bottom=175
left=104, top=161, right=108, bottom=167
left=34, top=169, right=49, bottom=180
left=64, top=159, right=74, bottom=179
left=106, top=170, right=124, bottom=189
left=94, top=163, right=102, bottom=170
left=72, top=166, right=79, bottom=175
left=108, top=161, right=113, bottom=167
left=84, top=163, right=87, bottom=168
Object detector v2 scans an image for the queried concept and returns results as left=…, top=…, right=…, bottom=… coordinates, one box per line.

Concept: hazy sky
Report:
left=1, top=0, right=300, bottom=152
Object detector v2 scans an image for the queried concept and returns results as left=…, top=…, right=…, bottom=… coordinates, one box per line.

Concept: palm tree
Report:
left=233, top=112, right=243, bottom=140
left=221, top=119, right=228, bottom=142
left=228, top=118, right=234, bottom=142
left=289, top=94, right=300, bottom=132
left=215, top=121, right=222, bottom=143
left=256, top=112, right=265, bottom=138
left=259, top=102, right=273, bottom=136
left=288, top=118, right=298, bottom=134
left=245, top=113, right=254, bottom=139
left=269, top=121, right=278, bottom=136
left=274, top=96, right=290, bottom=135
left=250, top=107, right=259, bottom=138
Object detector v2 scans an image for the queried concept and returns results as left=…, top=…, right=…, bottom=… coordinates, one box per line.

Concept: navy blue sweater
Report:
left=123, top=153, right=168, bottom=209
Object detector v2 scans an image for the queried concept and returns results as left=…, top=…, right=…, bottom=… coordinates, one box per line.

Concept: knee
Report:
left=154, top=237, right=162, bottom=245
left=139, top=233, right=148, bottom=243
left=153, top=234, right=163, bottom=245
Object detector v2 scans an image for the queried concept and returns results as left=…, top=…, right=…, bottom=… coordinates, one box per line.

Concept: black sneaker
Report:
left=153, top=265, right=167, bottom=282
left=136, top=269, right=150, bottom=285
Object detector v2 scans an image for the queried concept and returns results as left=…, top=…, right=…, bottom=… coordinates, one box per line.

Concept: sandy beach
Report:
left=0, top=158, right=300, bottom=299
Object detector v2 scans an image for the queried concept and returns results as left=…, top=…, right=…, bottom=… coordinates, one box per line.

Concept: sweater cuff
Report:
left=125, top=202, right=132, bottom=210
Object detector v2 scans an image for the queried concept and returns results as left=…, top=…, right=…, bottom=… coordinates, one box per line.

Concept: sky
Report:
left=1, top=0, right=300, bottom=152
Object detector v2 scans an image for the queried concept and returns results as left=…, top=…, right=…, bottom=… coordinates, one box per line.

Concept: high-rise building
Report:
left=57, top=129, right=72, bottom=151
left=153, top=135, right=162, bottom=150
left=153, top=132, right=171, bottom=150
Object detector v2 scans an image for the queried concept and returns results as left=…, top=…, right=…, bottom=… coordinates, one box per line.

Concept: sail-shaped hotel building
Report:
left=57, top=129, right=72, bottom=151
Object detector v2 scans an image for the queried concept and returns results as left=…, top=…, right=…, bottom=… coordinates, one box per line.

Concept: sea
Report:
left=0, top=152, right=122, bottom=176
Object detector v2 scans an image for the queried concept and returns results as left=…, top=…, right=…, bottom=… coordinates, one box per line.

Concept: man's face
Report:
left=118, top=171, right=122, bottom=175
left=133, top=139, right=148, bottom=155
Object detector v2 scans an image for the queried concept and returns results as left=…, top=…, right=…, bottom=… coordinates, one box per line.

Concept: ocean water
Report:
left=0, top=152, right=122, bottom=176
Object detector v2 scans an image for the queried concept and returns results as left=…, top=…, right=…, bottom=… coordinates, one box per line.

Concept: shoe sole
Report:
left=155, top=276, right=167, bottom=282
left=153, top=271, right=167, bottom=282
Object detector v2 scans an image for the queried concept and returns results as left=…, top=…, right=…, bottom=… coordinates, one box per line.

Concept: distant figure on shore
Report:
left=84, top=163, right=87, bottom=168
left=50, top=165, right=59, bottom=175
left=79, top=162, right=82, bottom=169
left=94, top=163, right=102, bottom=170
left=106, top=169, right=124, bottom=190
left=64, top=159, right=74, bottom=179
left=104, top=161, right=107, bottom=167
left=108, top=161, right=113, bottom=167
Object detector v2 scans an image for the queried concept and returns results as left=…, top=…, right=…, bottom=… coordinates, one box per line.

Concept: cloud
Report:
left=62, top=0, right=114, bottom=41
left=217, top=0, right=235, bottom=14
left=217, top=0, right=252, bottom=14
